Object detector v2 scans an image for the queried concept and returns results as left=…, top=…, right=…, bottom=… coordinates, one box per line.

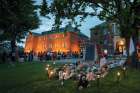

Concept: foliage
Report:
left=40, top=0, right=49, bottom=16
left=40, top=0, right=98, bottom=29
left=0, top=0, right=39, bottom=53
left=0, top=0, right=39, bottom=42
left=39, top=0, right=139, bottom=39
left=39, top=0, right=139, bottom=59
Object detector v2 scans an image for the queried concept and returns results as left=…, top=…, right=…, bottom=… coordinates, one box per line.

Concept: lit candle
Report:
left=122, top=67, right=126, bottom=78
left=123, top=67, right=126, bottom=70
left=117, top=72, right=120, bottom=76
left=117, top=72, right=121, bottom=83
left=97, top=74, right=100, bottom=79
left=45, top=67, right=48, bottom=70
left=50, top=71, right=54, bottom=75
left=96, top=74, right=100, bottom=88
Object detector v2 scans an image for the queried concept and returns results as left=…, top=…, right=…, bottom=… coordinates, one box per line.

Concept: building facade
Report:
left=24, top=28, right=88, bottom=55
left=90, top=22, right=126, bottom=56
left=90, top=22, right=114, bottom=56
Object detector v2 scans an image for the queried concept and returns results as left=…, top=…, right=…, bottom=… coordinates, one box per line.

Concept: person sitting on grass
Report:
left=58, top=69, right=63, bottom=80
left=86, top=70, right=95, bottom=81
left=77, top=74, right=89, bottom=90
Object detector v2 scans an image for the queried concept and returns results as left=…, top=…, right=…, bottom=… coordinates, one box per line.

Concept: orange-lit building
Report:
left=24, top=27, right=88, bottom=54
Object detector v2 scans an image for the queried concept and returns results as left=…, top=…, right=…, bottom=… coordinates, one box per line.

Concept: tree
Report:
left=0, top=0, right=39, bottom=61
left=40, top=0, right=140, bottom=56
left=95, top=0, right=140, bottom=67
left=40, top=0, right=49, bottom=16
left=39, top=0, right=139, bottom=38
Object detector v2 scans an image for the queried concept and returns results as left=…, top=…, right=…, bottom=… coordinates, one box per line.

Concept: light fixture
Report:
left=97, top=74, right=100, bottom=79
left=117, top=72, right=120, bottom=76
left=119, top=40, right=124, bottom=45
left=104, top=49, right=108, bottom=55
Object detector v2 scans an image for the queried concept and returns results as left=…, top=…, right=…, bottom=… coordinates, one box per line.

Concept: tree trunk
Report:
left=11, top=39, right=16, bottom=62
left=131, top=28, right=139, bottom=68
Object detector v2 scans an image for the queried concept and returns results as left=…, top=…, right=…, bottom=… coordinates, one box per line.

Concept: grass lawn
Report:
left=0, top=62, right=140, bottom=93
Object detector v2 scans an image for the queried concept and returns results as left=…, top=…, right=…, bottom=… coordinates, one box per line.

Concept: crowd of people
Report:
left=46, top=56, right=109, bottom=90
left=0, top=50, right=83, bottom=63
left=23, top=51, right=83, bottom=62
left=0, top=51, right=19, bottom=63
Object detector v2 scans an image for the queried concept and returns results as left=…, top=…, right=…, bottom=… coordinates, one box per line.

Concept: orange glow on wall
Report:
left=24, top=31, right=87, bottom=54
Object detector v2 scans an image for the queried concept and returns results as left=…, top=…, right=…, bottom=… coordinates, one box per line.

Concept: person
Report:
left=59, top=70, right=63, bottom=80
left=100, top=56, right=107, bottom=68
left=11, top=51, right=16, bottom=62
left=86, top=70, right=95, bottom=81
left=77, top=73, right=89, bottom=90
left=76, top=61, right=78, bottom=67
left=2, top=51, right=6, bottom=63
left=28, top=51, right=33, bottom=62
left=69, top=69, right=76, bottom=80
left=99, top=56, right=108, bottom=77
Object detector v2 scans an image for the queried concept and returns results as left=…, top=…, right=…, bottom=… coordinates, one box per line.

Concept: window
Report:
left=56, top=35, right=58, bottom=38
left=64, top=42, right=66, bottom=48
left=49, top=44, right=52, bottom=48
left=44, top=37, right=45, bottom=40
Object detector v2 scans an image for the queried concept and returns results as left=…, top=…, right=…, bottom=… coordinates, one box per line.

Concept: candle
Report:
left=45, top=67, right=48, bottom=70
left=96, top=74, right=100, bottom=88
left=117, top=72, right=120, bottom=76
left=117, top=72, right=121, bottom=83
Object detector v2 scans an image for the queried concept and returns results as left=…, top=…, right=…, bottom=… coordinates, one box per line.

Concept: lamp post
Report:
left=45, top=67, right=48, bottom=71
left=104, top=49, right=108, bottom=57
left=96, top=74, right=101, bottom=88
left=117, top=72, right=121, bottom=83
left=46, top=64, right=50, bottom=71
left=122, top=67, right=126, bottom=79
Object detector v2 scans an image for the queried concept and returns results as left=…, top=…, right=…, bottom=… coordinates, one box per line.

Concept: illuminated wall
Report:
left=24, top=33, right=34, bottom=53
left=24, top=31, right=86, bottom=54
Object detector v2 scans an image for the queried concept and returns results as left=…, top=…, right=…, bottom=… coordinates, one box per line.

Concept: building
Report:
left=90, top=22, right=126, bottom=56
left=90, top=22, right=114, bottom=56
left=24, top=27, right=89, bottom=55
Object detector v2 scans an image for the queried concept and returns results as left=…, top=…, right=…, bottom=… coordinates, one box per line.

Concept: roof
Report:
left=42, top=28, right=66, bottom=35
left=31, top=32, right=41, bottom=36
left=30, top=26, right=88, bottom=39
left=42, top=26, right=80, bottom=35
left=78, top=31, right=89, bottom=39
left=90, top=22, right=109, bottom=31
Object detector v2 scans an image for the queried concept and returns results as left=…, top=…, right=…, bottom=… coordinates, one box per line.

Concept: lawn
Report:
left=0, top=62, right=140, bottom=93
